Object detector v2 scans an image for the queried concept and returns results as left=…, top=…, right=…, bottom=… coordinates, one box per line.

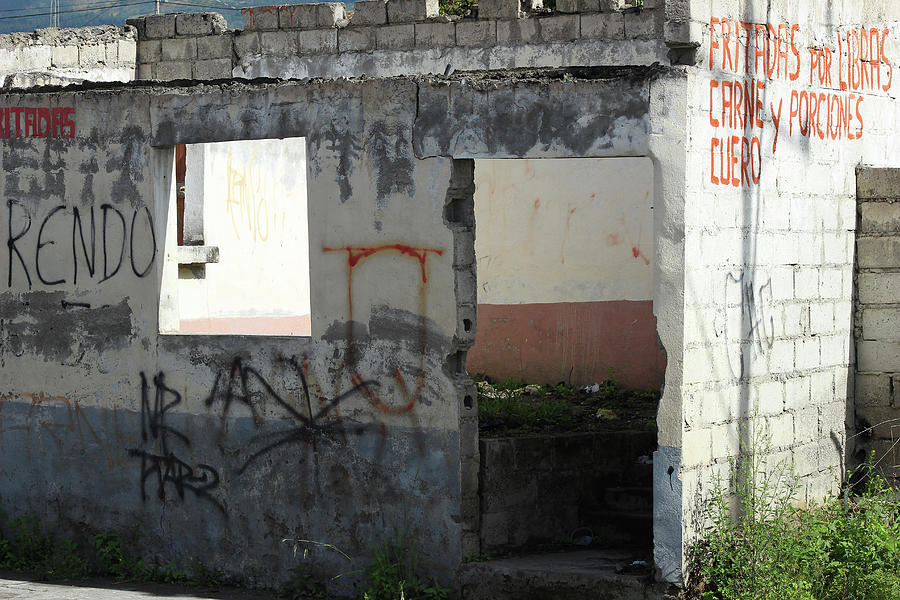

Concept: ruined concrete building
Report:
left=0, top=0, right=898, bottom=595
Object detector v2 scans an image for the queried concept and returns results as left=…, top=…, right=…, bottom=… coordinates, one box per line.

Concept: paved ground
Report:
left=0, top=573, right=279, bottom=599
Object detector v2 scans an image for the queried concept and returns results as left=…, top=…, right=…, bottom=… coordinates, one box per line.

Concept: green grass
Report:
left=685, top=450, right=900, bottom=600
left=477, top=379, right=578, bottom=434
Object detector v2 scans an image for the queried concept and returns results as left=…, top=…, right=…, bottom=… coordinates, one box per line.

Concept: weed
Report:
left=279, top=564, right=331, bottom=599
left=94, top=532, right=129, bottom=580
left=462, top=552, right=491, bottom=563
left=188, top=557, right=225, bottom=587
left=8, top=516, right=53, bottom=571
left=50, top=538, right=86, bottom=579
left=685, top=445, right=900, bottom=600
left=438, top=0, right=475, bottom=17
left=362, top=520, right=451, bottom=600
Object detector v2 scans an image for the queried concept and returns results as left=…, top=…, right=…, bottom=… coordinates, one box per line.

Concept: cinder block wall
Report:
left=126, top=1, right=667, bottom=81
left=854, top=167, right=900, bottom=478
left=653, top=0, right=900, bottom=584
left=0, top=26, right=136, bottom=87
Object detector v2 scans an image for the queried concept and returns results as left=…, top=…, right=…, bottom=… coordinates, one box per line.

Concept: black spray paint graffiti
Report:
left=203, top=356, right=379, bottom=474
left=130, top=358, right=379, bottom=515
left=6, top=201, right=156, bottom=289
left=724, top=271, right=775, bottom=378
left=128, top=372, right=225, bottom=515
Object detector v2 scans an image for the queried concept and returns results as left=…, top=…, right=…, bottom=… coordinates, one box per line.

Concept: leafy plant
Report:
left=439, top=0, right=475, bottom=17
left=462, top=552, right=491, bottom=563
left=685, top=445, right=900, bottom=600
left=189, top=557, right=224, bottom=587
left=363, top=521, right=451, bottom=600
left=7, top=516, right=53, bottom=571
left=50, top=538, right=86, bottom=579
left=94, top=532, right=129, bottom=580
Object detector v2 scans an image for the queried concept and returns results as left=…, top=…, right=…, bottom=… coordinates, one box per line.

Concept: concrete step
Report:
left=460, top=549, right=673, bottom=600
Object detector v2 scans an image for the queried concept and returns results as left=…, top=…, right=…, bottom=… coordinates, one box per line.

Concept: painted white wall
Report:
left=175, top=137, right=311, bottom=329
left=474, top=157, right=655, bottom=305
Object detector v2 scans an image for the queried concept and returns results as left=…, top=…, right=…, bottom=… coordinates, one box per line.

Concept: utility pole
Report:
left=156, top=0, right=161, bottom=15
left=50, top=0, right=59, bottom=27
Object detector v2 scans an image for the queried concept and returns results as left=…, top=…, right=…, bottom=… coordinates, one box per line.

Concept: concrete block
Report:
left=118, top=39, right=137, bottom=64
left=820, top=334, right=848, bottom=367
left=819, top=267, right=842, bottom=299
left=810, top=302, right=834, bottom=332
left=857, top=167, right=900, bottom=199
left=478, top=0, right=520, bottom=19
left=261, top=30, right=297, bottom=54
left=78, top=44, right=105, bottom=67
left=625, top=7, right=665, bottom=38
left=339, top=27, right=377, bottom=52
left=792, top=441, right=819, bottom=476
left=280, top=4, right=317, bottom=29
left=794, top=268, right=819, bottom=300
left=241, top=6, right=280, bottom=30
left=233, top=31, right=261, bottom=57
left=480, top=511, right=509, bottom=548
left=497, top=18, right=540, bottom=43
left=857, top=341, right=900, bottom=373
left=856, top=406, right=900, bottom=440
left=453, top=228, right=475, bottom=268
left=317, top=3, right=348, bottom=27
left=793, top=407, right=819, bottom=444
left=387, top=0, right=438, bottom=23
left=860, top=201, right=900, bottom=234
left=144, top=14, right=176, bottom=39
left=766, top=413, right=795, bottom=449
left=785, top=375, right=811, bottom=410
left=51, top=45, right=79, bottom=69
left=454, top=264, right=476, bottom=304
left=376, top=24, right=415, bottom=49
left=556, top=0, right=600, bottom=12
left=681, top=427, right=713, bottom=467
left=176, top=13, right=217, bottom=36
left=580, top=11, right=625, bottom=39
left=155, top=60, right=192, bottom=79
left=352, top=0, right=388, bottom=26
left=862, top=308, right=900, bottom=341
left=192, top=58, right=232, bottom=80
left=855, top=373, right=891, bottom=407
left=857, top=237, right=900, bottom=269
left=539, top=14, right=579, bottom=41
left=104, top=42, right=119, bottom=66
left=136, top=62, right=155, bottom=79
left=794, top=337, right=820, bottom=371
left=415, top=21, right=455, bottom=47
left=456, top=20, right=496, bottom=46
left=197, top=34, right=234, bottom=60
left=297, top=29, right=338, bottom=53
left=858, top=272, right=900, bottom=304
left=125, top=16, right=146, bottom=39
left=161, top=37, right=197, bottom=61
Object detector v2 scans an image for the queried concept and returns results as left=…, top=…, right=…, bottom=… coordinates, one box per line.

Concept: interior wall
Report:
left=467, top=157, right=665, bottom=389
left=175, top=138, right=312, bottom=336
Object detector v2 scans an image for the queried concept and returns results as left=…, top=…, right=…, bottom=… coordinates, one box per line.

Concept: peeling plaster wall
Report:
left=0, top=69, right=654, bottom=586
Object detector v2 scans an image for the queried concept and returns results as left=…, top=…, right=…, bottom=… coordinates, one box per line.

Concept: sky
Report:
left=0, top=0, right=247, bottom=34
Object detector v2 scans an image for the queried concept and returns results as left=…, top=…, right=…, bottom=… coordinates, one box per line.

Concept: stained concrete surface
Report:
left=0, top=573, right=277, bottom=599
left=459, top=549, right=674, bottom=600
